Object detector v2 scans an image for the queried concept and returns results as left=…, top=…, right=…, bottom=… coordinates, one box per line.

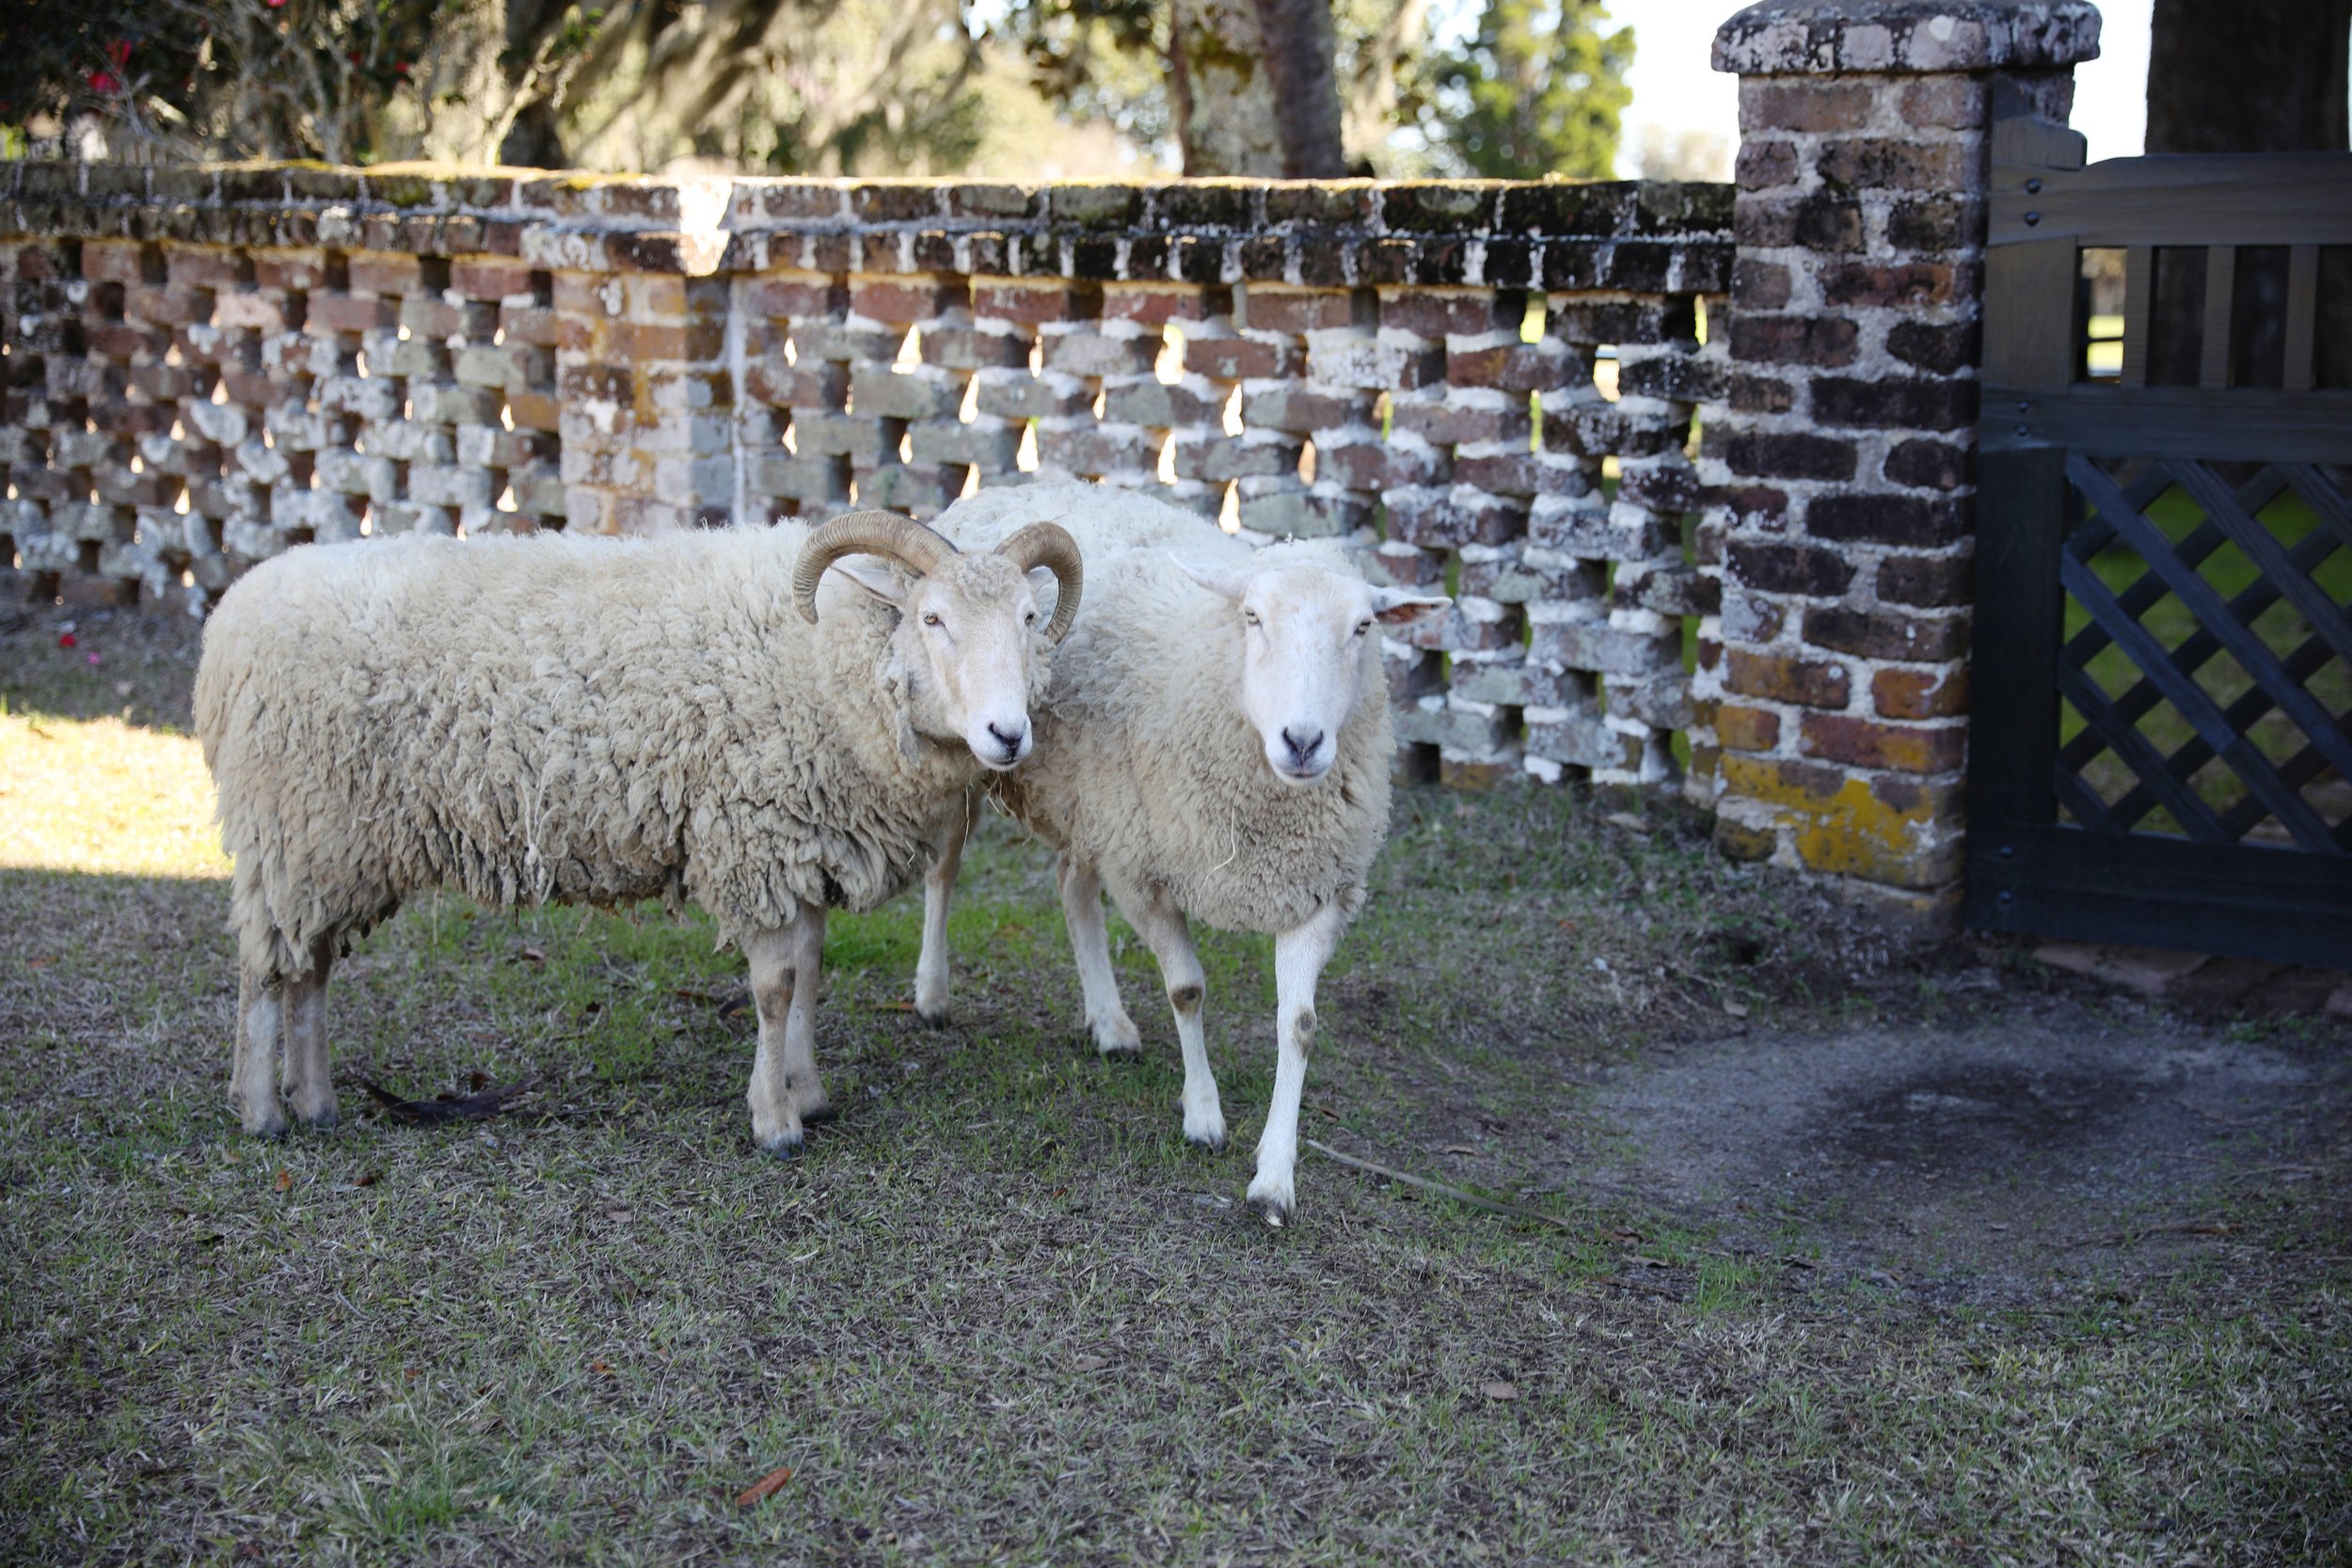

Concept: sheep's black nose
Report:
left=988, top=721, right=1027, bottom=756
left=1280, top=727, right=1325, bottom=765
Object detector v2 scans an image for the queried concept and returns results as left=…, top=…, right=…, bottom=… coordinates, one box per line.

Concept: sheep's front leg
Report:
left=1059, top=856, right=1141, bottom=1059
left=742, top=912, right=823, bottom=1157
left=783, top=908, right=833, bottom=1125
left=914, top=805, right=968, bottom=1025
left=231, top=964, right=288, bottom=1138
left=280, top=938, right=339, bottom=1129
left=1122, top=883, right=1224, bottom=1150
left=1245, top=900, right=1348, bottom=1227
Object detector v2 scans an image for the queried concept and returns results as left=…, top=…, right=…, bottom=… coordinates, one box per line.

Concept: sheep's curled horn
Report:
left=791, top=509, right=1085, bottom=643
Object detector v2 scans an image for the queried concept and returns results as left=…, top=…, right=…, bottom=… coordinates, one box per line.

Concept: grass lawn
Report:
left=4, top=604, right=2348, bottom=1565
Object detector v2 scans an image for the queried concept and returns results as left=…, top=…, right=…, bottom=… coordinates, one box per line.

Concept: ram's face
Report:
left=836, top=552, right=1056, bottom=769
left=1174, top=558, right=1450, bottom=786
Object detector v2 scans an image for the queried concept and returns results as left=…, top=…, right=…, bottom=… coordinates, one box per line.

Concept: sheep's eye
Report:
left=922, top=612, right=943, bottom=628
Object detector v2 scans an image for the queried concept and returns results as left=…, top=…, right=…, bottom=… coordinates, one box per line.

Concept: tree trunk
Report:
left=2146, top=0, right=2350, bottom=152
left=1248, top=0, right=1346, bottom=176
left=1169, top=0, right=1286, bottom=175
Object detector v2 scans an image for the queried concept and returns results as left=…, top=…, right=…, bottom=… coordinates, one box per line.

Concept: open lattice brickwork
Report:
left=1, top=164, right=1731, bottom=790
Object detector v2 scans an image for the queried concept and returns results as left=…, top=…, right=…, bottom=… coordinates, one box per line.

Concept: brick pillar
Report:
left=1701, top=0, right=2101, bottom=928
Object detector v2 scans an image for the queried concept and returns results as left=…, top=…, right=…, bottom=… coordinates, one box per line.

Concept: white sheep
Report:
left=194, top=509, right=1084, bottom=1155
left=916, top=483, right=1449, bottom=1226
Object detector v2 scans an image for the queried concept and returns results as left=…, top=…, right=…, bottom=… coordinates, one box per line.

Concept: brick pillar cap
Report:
left=1714, top=0, right=2102, bottom=74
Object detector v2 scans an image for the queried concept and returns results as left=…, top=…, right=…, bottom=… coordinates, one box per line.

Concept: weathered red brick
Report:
left=1883, top=437, right=1972, bottom=492
left=1804, top=605, right=1968, bottom=661
left=1736, top=141, right=1802, bottom=190
left=1730, top=372, right=1795, bottom=413
left=1242, top=289, right=1358, bottom=334
left=1873, top=666, right=1969, bottom=720
left=1818, top=140, right=1977, bottom=192
left=1730, top=541, right=1856, bottom=596
left=1724, top=650, right=1851, bottom=708
left=1886, top=321, right=1980, bottom=375
left=1729, top=314, right=1858, bottom=367
left=1899, top=78, right=1988, bottom=131
left=1805, top=493, right=1968, bottom=546
left=1821, top=262, right=1973, bottom=309
left=1379, top=291, right=1512, bottom=339
left=851, top=278, right=967, bottom=323
left=1877, top=551, right=1974, bottom=607
left=1103, top=284, right=1217, bottom=325
left=1723, top=431, right=1857, bottom=482
left=348, top=254, right=424, bottom=296
left=1732, top=259, right=1791, bottom=309
left=1810, top=376, right=1977, bottom=432
left=1800, top=713, right=1966, bottom=772
left=451, top=258, right=535, bottom=302
left=1740, top=80, right=1877, bottom=133
left=1716, top=704, right=1784, bottom=752
left=973, top=280, right=1103, bottom=324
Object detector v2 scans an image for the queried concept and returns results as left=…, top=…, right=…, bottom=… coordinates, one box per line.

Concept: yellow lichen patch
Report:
left=0, top=714, right=228, bottom=879
left=1718, top=754, right=1960, bottom=890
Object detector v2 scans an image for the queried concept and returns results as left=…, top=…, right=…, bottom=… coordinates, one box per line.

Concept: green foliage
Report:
left=1411, top=0, right=1633, bottom=179
left=0, top=0, right=450, bottom=163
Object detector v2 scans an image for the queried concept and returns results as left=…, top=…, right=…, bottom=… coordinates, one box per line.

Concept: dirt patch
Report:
left=1590, top=1000, right=2350, bottom=1303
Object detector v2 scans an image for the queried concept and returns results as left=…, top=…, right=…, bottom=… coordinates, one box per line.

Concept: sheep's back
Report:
left=198, top=529, right=960, bottom=977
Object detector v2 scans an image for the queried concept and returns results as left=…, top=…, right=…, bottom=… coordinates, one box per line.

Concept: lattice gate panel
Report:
left=2054, top=457, right=2352, bottom=852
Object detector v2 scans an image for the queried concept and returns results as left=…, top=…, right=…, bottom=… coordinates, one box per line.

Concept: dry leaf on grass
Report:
left=736, top=1466, right=794, bottom=1507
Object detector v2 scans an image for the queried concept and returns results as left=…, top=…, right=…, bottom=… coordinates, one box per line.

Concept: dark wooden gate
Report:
left=1965, top=91, right=2352, bottom=967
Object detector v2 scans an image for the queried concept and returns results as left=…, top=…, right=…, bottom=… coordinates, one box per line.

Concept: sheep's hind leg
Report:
left=1059, top=856, right=1142, bottom=1060
left=280, top=938, right=340, bottom=1129
left=783, top=908, right=834, bottom=1126
left=914, top=804, right=968, bottom=1025
left=741, top=925, right=809, bottom=1158
left=231, top=964, right=288, bottom=1138
left=1123, top=884, right=1225, bottom=1152
left=1244, top=901, right=1347, bottom=1227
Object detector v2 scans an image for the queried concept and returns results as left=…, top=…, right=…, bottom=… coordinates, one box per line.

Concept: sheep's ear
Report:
left=831, top=555, right=913, bottom=607
left=1170, top=555, right=1250, bottom=602
left=1370, top=587, right=1450, bottom=626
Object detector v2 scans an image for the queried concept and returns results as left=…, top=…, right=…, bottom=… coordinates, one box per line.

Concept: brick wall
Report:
left=0, top=0, right=2107, bottom=920
left=1694, top=0, right=2100, bottom=927
left=1, top=164, right=1729, bottom=793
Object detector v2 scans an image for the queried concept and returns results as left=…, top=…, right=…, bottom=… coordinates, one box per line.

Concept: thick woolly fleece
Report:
left=196, top=524, right=1021, bottom=984
left=931, top=483, right=1393, bottom=936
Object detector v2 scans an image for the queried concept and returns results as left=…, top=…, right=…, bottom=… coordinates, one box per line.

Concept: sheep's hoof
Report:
left=799, top=1102, right=838, bottom=1128
left=1247, top=1195, right=1292, bottom=1228
left=238, top=1104, right=289, bottom=1139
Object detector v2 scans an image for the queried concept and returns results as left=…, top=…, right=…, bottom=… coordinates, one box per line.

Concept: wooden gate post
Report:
left=1697, top=0, right=2104, bottom=931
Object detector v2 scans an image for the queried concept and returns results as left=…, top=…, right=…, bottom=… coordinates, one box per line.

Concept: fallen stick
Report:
left=1302, top=1138, right=1580, bottom=1232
